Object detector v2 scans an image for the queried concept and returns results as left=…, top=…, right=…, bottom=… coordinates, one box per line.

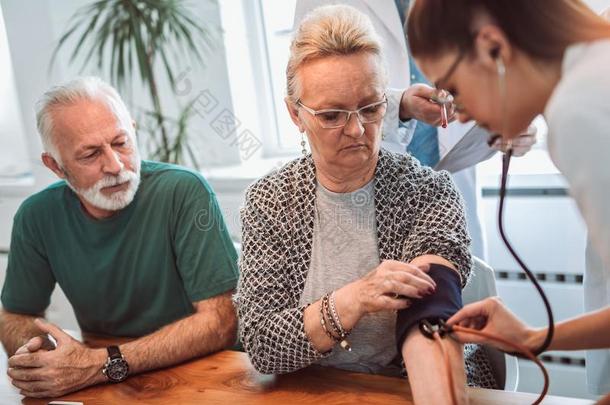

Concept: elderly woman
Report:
left=236, top=5, right=493, bottom=404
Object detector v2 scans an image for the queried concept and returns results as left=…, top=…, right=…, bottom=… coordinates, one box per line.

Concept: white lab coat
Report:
left=545, top=38, right=610, bottom=395
left=293, top=0, right=490, bottom=259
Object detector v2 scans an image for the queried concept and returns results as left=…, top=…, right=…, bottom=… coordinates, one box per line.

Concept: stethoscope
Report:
left=428, top=61, right=556, bottom=404
left=497, top=143, right=555, bottom=356
left=493, top=53, right=555, bottom=359
left=431, top=61, right=556, bottom=355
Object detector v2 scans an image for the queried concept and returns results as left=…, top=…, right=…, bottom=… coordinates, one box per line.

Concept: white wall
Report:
left=586, top=0, right=610, bottom=12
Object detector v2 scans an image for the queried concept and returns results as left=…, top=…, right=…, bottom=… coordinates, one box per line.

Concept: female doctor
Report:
left=405, top=0, right=610, bottom=395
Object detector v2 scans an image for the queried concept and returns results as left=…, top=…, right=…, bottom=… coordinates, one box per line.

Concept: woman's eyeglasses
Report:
left=297, top=95, right=388, bottom=129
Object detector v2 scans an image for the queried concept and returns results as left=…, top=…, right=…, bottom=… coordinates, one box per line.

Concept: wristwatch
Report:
left=102, top=345, right=129, bottom=383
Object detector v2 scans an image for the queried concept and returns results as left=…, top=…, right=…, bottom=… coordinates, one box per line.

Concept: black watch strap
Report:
left=107, top=345, right=122, bottom=360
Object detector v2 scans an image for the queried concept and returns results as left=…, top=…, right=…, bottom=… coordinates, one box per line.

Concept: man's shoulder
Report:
left=141, top=160, right=214, bottom=197
left=13, top=181, right=69, bottom=233
left=18, top=181, right=69, bottom=215
left=141, top=160, right=208, bottom=182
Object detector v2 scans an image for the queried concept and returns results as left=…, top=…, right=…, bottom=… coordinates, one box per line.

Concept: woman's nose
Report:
left=343, top=113, right=365, bottom=138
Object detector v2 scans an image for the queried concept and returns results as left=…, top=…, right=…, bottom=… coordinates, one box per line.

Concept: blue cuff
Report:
left=395, top=263, right=463, bottom=352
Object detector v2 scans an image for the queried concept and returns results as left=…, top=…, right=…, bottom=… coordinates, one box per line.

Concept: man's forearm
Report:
left=119, top=292, right=237, bottom=374
left=402, top=327, right=467, bottom=405
left=0, top=310, right=45, bottom=356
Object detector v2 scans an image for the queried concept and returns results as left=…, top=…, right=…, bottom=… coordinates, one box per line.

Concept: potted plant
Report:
left=51, top=0, right=216, bottom=168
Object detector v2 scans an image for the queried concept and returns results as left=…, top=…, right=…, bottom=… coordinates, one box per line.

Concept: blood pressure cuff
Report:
left=395, top=263, right=463, bottom=351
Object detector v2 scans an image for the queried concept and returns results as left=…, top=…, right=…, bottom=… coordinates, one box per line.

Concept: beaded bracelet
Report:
left=322, top=294, right=342, bottom=337
left=320, top=294, right=338, bottom=342
left=329, top=292, right=350, bottom=338
left=323, top=293, right=352, bottom=351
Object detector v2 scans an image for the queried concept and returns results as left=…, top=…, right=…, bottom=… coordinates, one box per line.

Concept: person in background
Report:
left=406, top=0, right=610, bottom=396
left=0, top=77, right=239, bottom=398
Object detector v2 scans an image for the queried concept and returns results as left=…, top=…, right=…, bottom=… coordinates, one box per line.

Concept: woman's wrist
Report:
left=525, top=327, right=548, bottom=353
left=334, top=282, right=365, bottom=329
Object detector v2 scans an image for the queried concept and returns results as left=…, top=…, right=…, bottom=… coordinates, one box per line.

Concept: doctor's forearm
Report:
left=529, top=306, right=610, bottom=352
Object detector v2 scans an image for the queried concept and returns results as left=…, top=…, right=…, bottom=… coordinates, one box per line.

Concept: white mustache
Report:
left=94, top=170, right=137, bottom=191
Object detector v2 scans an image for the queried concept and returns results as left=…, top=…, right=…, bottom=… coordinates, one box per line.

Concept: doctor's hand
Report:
left=8, top=318, right=107, bottom=398
left=400, top=84, right=456, bottom=126
left=447, top=297, right=542, bottom=353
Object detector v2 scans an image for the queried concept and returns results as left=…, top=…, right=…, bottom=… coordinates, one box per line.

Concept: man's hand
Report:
left=14, top=334, right=56, bottom=355
left=399, top=84, right=456, bottom=125
left=8, top=319, right=106, bottom=398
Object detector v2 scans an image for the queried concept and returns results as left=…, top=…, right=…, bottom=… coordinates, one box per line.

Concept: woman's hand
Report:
left=344, top=260, right=437, bottom=317
left=447, top=296, right=542, bottom=352
left=305, top=260, right=436, bottom=353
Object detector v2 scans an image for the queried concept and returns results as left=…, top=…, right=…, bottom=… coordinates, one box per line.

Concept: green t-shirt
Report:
left=1, top=161, right=238, bottom=337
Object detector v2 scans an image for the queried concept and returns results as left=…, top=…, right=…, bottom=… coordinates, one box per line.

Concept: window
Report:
left=220, top=0, right=301, bottom=159
left=0, top=3, right=31, bottom=186
left=229, top=0, right=608, bottom=164
left=258, top=0, right=300, bottom=154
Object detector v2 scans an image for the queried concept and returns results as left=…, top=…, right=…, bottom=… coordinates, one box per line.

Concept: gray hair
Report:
left=35, top=76, right=133, bottom=163
left=286, top=4, right=387, bottom=102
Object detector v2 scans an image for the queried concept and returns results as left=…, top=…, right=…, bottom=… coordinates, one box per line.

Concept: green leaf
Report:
left=49, top=0, right=217, bottom=167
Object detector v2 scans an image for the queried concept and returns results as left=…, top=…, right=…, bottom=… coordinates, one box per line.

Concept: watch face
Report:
left=106, top=358, right=129, bottom=382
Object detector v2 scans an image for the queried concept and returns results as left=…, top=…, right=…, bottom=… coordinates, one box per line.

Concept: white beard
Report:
left=67, top=158, right=141, bottom=212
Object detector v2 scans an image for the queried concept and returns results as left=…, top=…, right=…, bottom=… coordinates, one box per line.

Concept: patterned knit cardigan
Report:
left=236, top=149, right=494, bottom=387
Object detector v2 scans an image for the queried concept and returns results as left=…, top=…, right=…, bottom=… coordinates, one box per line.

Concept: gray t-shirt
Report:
left=299, top=179, right=400, bottom=376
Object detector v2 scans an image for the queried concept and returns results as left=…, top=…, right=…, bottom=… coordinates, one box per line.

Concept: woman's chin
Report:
left=333, top=147, right=376, bottom=166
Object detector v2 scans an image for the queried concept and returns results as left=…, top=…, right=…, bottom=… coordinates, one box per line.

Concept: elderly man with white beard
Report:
left=0, top=77, right=239, bottom=398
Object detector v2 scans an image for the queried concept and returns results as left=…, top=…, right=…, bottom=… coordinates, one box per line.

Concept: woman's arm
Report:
left=238, top=177, right=436, bottom=374
left=397, top=170, right=474, bottom=401
left=239, top=227, right=436, bottom=375
left=237, top=188, right=433, bottom=374
left=403, top=170, right=473, bottom=286
left=402, top=327, right=467, bottom=405
left=400, top=257, right=467, bottom=405
left=449, top=298, right=610, bottom=353
left=237, top=194, right=326, bottom=374
left=304, top=260, right=436, bottom=353
left=303, top=284, right=363, bottom=353
left=542, top=306, right=610, bottom=351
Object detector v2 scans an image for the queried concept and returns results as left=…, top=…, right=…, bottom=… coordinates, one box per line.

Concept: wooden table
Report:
left=0, top=346, right=596, bottom=405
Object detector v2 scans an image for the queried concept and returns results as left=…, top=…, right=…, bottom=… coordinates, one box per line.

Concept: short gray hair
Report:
left=286, top=4, right=387, bottom=102
left=35, top=76, right=133, bottom=162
